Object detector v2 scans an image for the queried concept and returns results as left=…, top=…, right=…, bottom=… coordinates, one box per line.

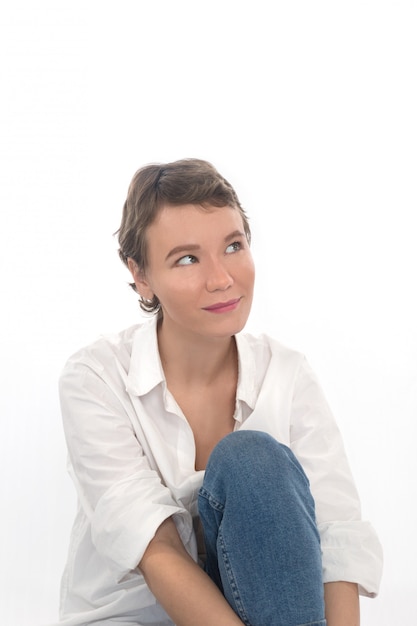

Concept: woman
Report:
left=56, top=159, right=382, bottom=626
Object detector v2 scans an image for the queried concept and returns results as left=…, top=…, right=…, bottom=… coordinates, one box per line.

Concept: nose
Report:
left=206, top=257, right=233, bottom=292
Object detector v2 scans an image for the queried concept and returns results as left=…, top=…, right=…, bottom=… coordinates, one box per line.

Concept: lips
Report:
left=203, top=298, right=241, bottom=313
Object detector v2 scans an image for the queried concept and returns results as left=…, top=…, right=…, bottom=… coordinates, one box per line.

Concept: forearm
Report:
left=324, top=581, right=360, bottom=626
left=139, top=518, right=244, bottom=626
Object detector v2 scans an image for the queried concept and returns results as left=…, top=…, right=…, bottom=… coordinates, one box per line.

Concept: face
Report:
left=128, top=204, right=255, bottom=343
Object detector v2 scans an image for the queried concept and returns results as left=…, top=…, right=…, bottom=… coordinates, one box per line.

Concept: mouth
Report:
left=202, top=298, right=241, bottom=313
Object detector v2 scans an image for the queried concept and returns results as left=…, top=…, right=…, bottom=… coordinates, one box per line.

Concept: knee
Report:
left=203, top=431, right=315, bottom=522
left=209, top=430, right=279, bottom=464
left=207, top=430, right=307, bottom=486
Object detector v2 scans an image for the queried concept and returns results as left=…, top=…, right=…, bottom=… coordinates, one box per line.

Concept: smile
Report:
left=202, top=298, right=241, bottom=313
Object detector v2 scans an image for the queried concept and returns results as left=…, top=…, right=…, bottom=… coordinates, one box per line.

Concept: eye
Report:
left=225, top=241, right=242, bottom=254
left=176, top=254, right=198, bottom=266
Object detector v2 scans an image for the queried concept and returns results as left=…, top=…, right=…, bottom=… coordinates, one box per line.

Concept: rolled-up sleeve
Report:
left=290, top=357, right=383, bottom=596
left=59, top=358, right=190, bottom=582
left=319, top=520, right=383, bottom=596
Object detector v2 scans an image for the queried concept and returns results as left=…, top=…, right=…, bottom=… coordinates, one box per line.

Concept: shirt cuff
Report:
left=91, top=471, right=194, bottom=582
left=319, top=520, right=383, bottom=597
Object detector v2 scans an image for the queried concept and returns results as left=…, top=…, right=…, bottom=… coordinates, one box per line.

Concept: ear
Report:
left=127, top=258, right=154, bottom=301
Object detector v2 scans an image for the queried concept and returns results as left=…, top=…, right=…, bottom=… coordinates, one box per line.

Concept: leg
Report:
left=198, top=430, right=326, bottom=626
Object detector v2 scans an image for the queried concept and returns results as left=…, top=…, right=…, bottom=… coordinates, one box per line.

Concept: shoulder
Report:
left=61, top=318, right=156, bottom=379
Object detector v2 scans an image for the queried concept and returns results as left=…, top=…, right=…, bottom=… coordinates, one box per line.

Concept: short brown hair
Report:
left=116, top=158, right=251, bottom=314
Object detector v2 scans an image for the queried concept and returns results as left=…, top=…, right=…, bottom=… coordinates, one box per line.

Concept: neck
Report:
left=157, top=319, right=238, bottom=387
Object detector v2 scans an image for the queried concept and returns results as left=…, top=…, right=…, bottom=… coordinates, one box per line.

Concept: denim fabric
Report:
left=198, top=430, right=326, bottom=626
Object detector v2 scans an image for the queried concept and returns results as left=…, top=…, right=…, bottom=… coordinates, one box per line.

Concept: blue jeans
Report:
left=198, top=431, right=326, bottom=626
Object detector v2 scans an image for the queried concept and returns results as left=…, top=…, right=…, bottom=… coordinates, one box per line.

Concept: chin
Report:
left=212, top=316, right=250, bottom=338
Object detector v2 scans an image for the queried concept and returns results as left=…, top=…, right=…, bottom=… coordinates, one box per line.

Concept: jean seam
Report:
left=218, top=528, right=252, bottom=626
left=199, top=487, right=225, bottom=512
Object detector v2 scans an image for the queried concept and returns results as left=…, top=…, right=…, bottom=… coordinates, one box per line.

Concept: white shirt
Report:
left=56, top=316, right=383, bottom=625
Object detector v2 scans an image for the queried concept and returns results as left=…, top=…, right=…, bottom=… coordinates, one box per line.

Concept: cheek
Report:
left=156, top=273, right=200, bottom=303
left=241, top=257, right=256, bottom=284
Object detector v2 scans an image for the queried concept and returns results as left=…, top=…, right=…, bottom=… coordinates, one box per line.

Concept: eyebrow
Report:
left=165, top=230, right=246, bottom=262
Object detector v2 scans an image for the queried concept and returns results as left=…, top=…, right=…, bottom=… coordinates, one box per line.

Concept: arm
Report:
left=289, top=357, right=383, bottom=597
left=60, top=360, right=196, bottom=580
left=324, top=582, right=360, bottom=626
left=142, top=524, right=359, bottom=626
left=139, top=517, right=244, bottom=626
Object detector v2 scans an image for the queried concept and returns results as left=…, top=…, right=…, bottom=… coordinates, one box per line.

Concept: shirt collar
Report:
left=126, top=315, right=258, bottom=410
left=126, top=316, right=165, bottom=396
left=235, top=332, right=258, bottom=411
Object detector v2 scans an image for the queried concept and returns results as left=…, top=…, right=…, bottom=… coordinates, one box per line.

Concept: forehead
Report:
left=148, top=203, right=244, bottom=240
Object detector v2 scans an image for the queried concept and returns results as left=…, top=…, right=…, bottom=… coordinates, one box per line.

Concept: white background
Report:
left=1, top=2, right=416, bottom=624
